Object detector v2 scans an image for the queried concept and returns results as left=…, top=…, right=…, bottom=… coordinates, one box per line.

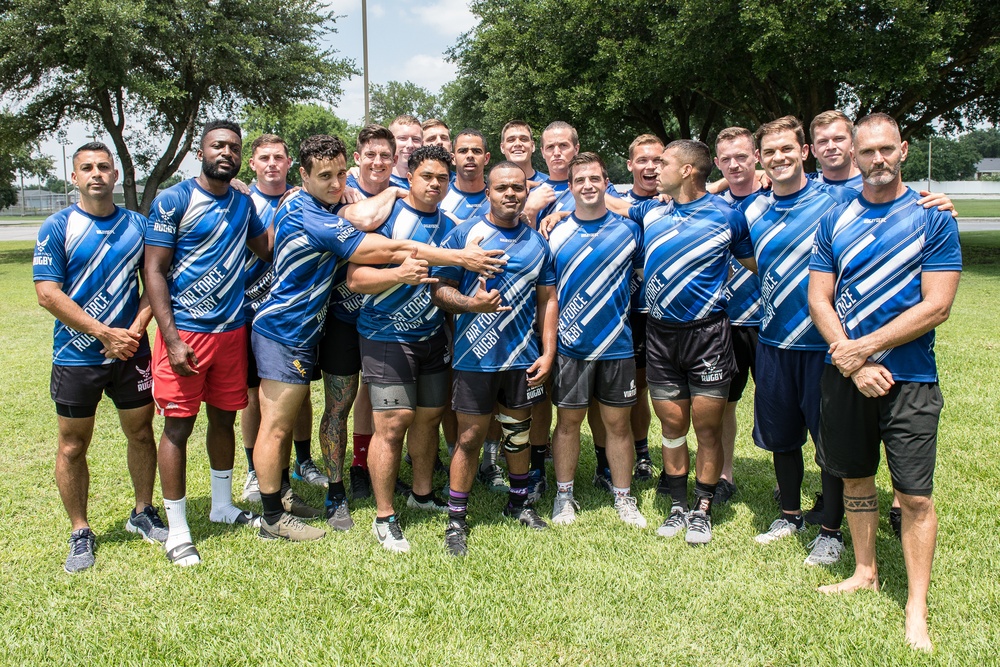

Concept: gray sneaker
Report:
left=293, top=459, right=329, bottom=487
left=242, top=470, right=260, bottom=502
left=755, top=516, right=806, bottom=545
left=685, top=510, right=713, bottom=544
left=407, top=492, right=448, bottom=513
left=804, top=534, right=845, bottom=566
left=64, top=528, right=96, bottom=573
left=551, top=493, right=580, bottom=526
left=477, top=463, right=509, bottom=492
left=614, top=494, right=648, bottom=528
left=282, top=487, right=322, bottom=518
left=126, top=506, right=168, bottom=544
left=372, top=515, right=410, bottom=553
left=325, top=498, right=354, bottom=532
left=656, top=506, right=688, bottom=538
left=259, top=512, right=326, bottom=542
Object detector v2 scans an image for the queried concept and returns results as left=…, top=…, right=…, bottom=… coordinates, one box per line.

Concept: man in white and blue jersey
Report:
left=809, top=113, right=961, bottom=652
left=712, top=126, right=764, bottom=505
left=34, top=142, right=165, bottom=573
left=239, top=134, right=328, bottom=509
left=612, top=140, right=757, bottom=544
left=500, top=120, right=548, bottom=185
left=440, top=129, right=491, bottom=225
left=808, top=111, right=864, bottom=191
left=547, top=152, right=646, bottom=530
left=388, top=114, right=423, bottom=190
left=348, top=145, right=506, bottom=552
left=144, top=119, right=273, bottom=566
left=431, top=162, right=559, bottom=555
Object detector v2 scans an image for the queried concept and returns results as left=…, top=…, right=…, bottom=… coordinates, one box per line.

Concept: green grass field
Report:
left=953, top=199, right=1000, bottom=218
left=1, top=235, right=997, bottom=666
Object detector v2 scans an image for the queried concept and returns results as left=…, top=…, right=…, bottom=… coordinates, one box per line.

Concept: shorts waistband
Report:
left=649, top=311, right=727, bottom=330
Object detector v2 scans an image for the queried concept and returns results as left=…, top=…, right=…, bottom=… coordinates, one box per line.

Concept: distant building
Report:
left=976, top=158, right=1000, bottom=180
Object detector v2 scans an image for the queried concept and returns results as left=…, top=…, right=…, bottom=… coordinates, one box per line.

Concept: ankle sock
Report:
left=208, top=468, right=245, bottom=523
left=666, top=473, right=689, bottom=511
left=448, top=489, right=469, bottom=523
left=163, top=496, right=191, bottom=551
left=244, top=447, right=255, bottom=472
left=634, top=438, right=649, bottom=460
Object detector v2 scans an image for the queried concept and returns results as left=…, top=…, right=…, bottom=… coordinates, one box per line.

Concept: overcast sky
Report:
left=36, top=0, right=477, bottom=181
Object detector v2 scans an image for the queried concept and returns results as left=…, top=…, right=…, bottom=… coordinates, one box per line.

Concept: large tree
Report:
left=370, top=81, right=446, bottom=126
left=0, top=0, right=355, bottom=213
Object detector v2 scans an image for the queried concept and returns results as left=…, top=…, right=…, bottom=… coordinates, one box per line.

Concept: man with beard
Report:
left=144, top=120, right=273, bottom=565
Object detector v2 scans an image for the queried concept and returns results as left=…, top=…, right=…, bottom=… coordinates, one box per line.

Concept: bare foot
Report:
left=905, top=607, right=933, bottom=652
left=817, top=573, right=879, bottom=594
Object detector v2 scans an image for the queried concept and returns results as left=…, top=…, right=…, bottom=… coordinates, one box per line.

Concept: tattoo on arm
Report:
left=318, top=373, right=360, bottom=484
left=844, top=493, right=879, bottom=513
left=431, top=279, right=469, bottom=314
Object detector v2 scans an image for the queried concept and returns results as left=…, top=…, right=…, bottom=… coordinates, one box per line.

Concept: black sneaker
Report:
left=714, top=479, right=737, bottom=505
left=64, top=528, right=96, bottom=573
left=503, top=504, right=549, bottom=530
left=126, top=505, right=168, bottom=543
left=633, top=456, right=655, bottom=482
left=803, top=492, right=825, bottom=525
left=889, top=507, right=902, bottom=540
left=593, top=467, right=613, bottom=493
left=656, top=470, right=670, bottom=497
left=350, top=466, right=372, bottom=500
left=444, top=519, right=468, bottom=556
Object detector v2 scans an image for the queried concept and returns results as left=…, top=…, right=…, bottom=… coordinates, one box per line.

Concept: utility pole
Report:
left=927, top=138, right=932, bottom=192
left=362, top=0, right=370, bottom=126
left=62, top=143, right=70, bottom=206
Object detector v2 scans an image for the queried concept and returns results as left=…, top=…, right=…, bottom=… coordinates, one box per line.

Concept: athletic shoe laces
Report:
left=143, top=506, right=167, bottom=529
left=69, top=531, right=93, bottom=556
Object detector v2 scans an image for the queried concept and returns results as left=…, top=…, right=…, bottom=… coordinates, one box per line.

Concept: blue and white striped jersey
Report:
left=433, top=217, right=556, bottom=371
left=621, top=189, right=656, bottom=205
left=34, top=205, right=148, bottom=366
left=242, top=185, right=281, bottom=322
left=356, top=200, right=454, bottom=343
left=739, top=180, right=854, bottom=349
left=527, top=170, right=550, bottom=188
left=549, top=211, right=642, bottom=360
left=440, top=183, right=489, bottom=224
left=145, top=179, right=267, bottom=333
left=536, top=179, right=620, bottom=225
left=718, top=189, right=762, bottom=326
left=811, top=188, right=961, bottom=382
left=389, top=173, right=410, bottom=190
left=808, top=171, right=863, bottom=192
left=630, top=195, right=753, bottom=324
left=346, top=174, right=380, bottom=199
left=252, top=192, right=365, bottom=347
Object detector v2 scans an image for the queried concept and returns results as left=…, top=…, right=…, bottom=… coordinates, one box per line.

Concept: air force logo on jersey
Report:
left=33, top=234, right=53, bottom=266
left=153, top=202, right=177, bottom=235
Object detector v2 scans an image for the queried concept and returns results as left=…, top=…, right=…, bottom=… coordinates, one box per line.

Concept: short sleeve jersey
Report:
left=345, top=174, right=380, bottom=199
left=242, top=185, right=281, bottom=322
left=389, top=173, right=410, bottom=190
left=527, top=170, right=550, bottom=188
left=144, top=179, right=267, bottom=333
left=440, top=183, right=489, bottom=224
left=432, top=217, right=556, bottom=371
left=34, top=205, right=148, bottom=366
left=548, top=211, right=642, bottom=360
left=252, top=192, right=365, bottom=347
left=738, top=180, right=855, bottom=349
left=811, top=188, right=961, bottom=382
left=809, top=171, right=864, bottom=192
left=621, top=189, right=655, bottom=205
left=356, top=200, right=454, bottom=343
left=718, top=189, right=762, bottom=326
left=537, top=179, right=621, bottom=225
left=630, top=194, right=753, bottom=324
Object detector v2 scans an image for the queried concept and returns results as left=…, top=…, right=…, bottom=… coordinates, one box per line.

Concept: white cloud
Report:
left=399, top=54, right=458, bottom=92
left=409, top=0, right=476, bottom=39
left=322, top=0, right=361, bottom=13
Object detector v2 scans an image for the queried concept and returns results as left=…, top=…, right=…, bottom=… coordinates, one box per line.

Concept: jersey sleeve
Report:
left=144, top=188, right=186, bottom=248
left=628, top=199, right=661, bottom=224
left=430, top=225, right=465, bottom=283
left=302, top=204, right=366, bottom=258
left=921, top=209, right=962, bottom=272
left=809, top=210, right=837, bottom=274
left=247, top=196, right=269, bottom=238
left=726, top=208, right=754, bottom=260
left=538, top=242, right=557, bottom=286
left=605, top=182, right=622, bottom=198
left=32, top=215, right=67, bottom=282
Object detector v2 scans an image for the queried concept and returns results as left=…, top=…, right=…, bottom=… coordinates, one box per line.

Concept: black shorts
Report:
left=552, top=355, right=637, bottom=409
left=646, top=313, right=735, bottom=400
left=361, top=330, right=450, bottom=384
left=751, top=344, right=825, bottom=453
left=51, top=355, right=154, bottom=418
left=727, top=325, right=758, bottom=402
left=317, top=316, right=362, bottom=377
left=630, top=311, right=648, bottom=370
left=452, top=368, right=545, bottom=414
left=817, top=366, right=941, bottom=496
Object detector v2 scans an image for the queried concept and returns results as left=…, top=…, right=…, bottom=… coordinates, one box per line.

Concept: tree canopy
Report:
left=0, top=0, right=355, bottom=213
left=370, top=81, right=446, bottom=126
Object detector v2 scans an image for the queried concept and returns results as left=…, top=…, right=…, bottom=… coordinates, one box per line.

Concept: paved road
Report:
left=3, top=218, right=1000, bottom=243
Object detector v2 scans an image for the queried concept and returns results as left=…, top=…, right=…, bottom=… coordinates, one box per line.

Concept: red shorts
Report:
left=152, top=327, right=249, bottom=417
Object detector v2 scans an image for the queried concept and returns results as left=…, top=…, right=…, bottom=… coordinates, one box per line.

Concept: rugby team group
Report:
left=33, top=109, right=960, bottom=651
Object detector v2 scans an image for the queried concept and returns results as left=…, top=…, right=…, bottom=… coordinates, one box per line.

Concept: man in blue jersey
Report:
left=441, top=129, right=491, bottom=224
left=431, top=161, right=559, bottom=555
left=523, top=121, right=580, bottom=224
left=240, top=134, right=327, bottom=509
left=348, top=124, right=397, bottom=199
left=34, top=142, right=165, bottom=573
left=809, top=113, right=961, bottom=652
left=608, top=140, right=757, bottom=544
left=388, top=115, right=423, bottom=190
left=499, top=120, right=548, bottom=185
left=144, top=119, right=273, bottom=565
left=711, top=127, right=764, bottom=505
left=547, top=152, right=646, bottom=529
left=622, top=134, right=663, bottom=204
left=253, top=139, right=504, bottom=544
left=808, top=111, right=863, bottom=190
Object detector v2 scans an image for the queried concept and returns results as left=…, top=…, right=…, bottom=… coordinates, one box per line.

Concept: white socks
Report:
left=208, top=468, right=244, bottom=524
left=164, top=496, right=191, bottom=552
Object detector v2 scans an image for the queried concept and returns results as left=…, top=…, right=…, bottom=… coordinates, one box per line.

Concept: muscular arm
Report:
left=35, top=281, right=140, bottom=360
left=247, top=226, right=274, bottom=263
left=526, top=284, right=558, bottom=386
left=345, top=252, right=436, bottom=295
left=348, top=233, right=505, bottom=275
left=605, top=196, right=631, bottom=217
left=338, top=186, right=405, bottom=232
left=807, top=270, right=850, bottom=348
left=430, top=276, right=507, bottom=314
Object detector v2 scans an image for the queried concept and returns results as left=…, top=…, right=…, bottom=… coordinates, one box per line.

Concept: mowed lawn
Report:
left=953, top=199, right=1000, bottom=218
left=0, top=235, right=997, bottom=666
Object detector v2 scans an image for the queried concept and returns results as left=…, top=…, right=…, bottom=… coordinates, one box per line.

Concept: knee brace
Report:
left=496, top=413, right=532, bottom=454
left=662, top=435, right=687, bottom=450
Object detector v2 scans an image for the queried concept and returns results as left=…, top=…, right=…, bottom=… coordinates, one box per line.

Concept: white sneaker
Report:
left=613, top=494, right=647, bottom=528
left=372, top=516, right=410, bottom=553
left=656, top=506, right=688, bottom=538
left=551, top=493, right=580, bottom=526
left=755, top=517, right=806, bottom=544
left=804, top=534, right=845, bottom=566
left=242, top=470, right=260, bottom=502
left=685, top=510, right=713, bottom=544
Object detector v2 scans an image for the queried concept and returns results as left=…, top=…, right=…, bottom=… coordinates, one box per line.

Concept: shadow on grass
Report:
left=0, top=247, right=33, bottom=265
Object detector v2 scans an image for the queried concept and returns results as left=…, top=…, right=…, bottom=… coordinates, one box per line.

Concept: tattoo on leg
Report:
left=844, top=493, right=878, bottom=513
left=319, top=374, right=359, bottom=484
